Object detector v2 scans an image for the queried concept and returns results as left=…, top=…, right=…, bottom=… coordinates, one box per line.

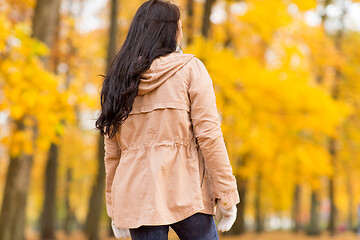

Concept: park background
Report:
left=1, top=0, right=360, bottom=239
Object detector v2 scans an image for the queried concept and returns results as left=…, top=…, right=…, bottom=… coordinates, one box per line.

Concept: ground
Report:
left=26, top=229, right=360, bottom=240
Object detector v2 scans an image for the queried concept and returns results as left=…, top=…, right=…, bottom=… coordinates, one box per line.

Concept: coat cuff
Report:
left=216, top=189, right=240, bottom=209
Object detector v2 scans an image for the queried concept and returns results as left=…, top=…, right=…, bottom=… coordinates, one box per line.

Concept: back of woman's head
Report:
left=95, top=0, right=181, bottom=138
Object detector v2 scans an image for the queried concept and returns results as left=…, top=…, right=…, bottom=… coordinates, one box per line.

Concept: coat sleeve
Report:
left=187, top=57, right=240, bottom=209
left=103, top=132, right=121, bottom=219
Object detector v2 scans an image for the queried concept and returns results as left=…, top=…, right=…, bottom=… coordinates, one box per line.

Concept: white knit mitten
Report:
left=215, top=202, right=237, bottom=232
left=111, top=219, right=130, bottom=239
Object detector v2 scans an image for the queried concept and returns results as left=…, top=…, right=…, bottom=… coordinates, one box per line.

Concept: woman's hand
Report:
left=111, top=219, right=130, bottom=239
left=215, top=202, right=237, bottom=232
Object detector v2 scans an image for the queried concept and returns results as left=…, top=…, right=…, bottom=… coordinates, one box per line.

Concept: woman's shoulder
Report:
left=180, top=54, right=208, bottom=78
left=152, top=51, right=195, bottom=67
left=160, top=51, right=208, bottom=78
left=165, top=51, right=204, bottom=65
left=176, top=52, right=203, bottom=63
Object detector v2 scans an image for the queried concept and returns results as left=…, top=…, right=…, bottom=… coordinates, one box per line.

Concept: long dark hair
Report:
left=95, top=0, right=181, bottom=138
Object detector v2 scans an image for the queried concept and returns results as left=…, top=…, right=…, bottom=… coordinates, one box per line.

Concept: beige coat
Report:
left=104, top=51, right=240, bottom=229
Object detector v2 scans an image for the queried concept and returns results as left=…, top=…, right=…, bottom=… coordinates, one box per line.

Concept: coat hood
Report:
left=138, top=52, right=195, bottom=95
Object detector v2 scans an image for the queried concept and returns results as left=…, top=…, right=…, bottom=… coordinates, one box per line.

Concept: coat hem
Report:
left=113, top=202, right=208, bottom=229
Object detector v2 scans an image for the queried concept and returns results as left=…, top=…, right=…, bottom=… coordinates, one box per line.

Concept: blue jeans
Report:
left=129, top=212, right=219, bottom=240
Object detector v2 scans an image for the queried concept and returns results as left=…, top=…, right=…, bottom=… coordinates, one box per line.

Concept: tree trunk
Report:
left=346, top=170, right=353, bottom=231
left=40, top=143, right=58, bottom=240
left=107, top=0, right=120, bottom=236
left=326, top=3, right=345, bottom=235
left=106, top=0, right=119, bottom=69
left=235, top=179, right=247, bottom=234
left=84, top=135, right=106, bottom=240
left=347, top=190, right=353, bottom=231
left=32, top=0, right=61, bottom=68
left=307, top=190, right=320, bottom=236
left=327, top=138, right=336, bottom=236
left=186, top=0, right=194, bottom=45
left=0, top=120, right=34, bottom=240
left=201, top=0, right=216, bottom=38
left=84, top=1, right=119, bottom=239
left=255, top=171, right=263, bottom=233
left=62, top=106, right=81, bottom=236
left=224, top=176, right=247, bottom=235
left=320, top=1, right=345, bottom=236
left=106, top=0, right=119, bottom=236
left=33, top=0, right=61, bottom=239
left=0, top=0, right=60, bottom=239
left=292, top=184, right=301, bottom=232
left=62, top=168, right=74, bottom=235
left=224, top=1, right=233, bottom=48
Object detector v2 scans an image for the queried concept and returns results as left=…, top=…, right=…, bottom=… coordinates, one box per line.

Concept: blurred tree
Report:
left=188, top=0, right=351, bottom=235
left=308, top=191, right=320, bottom=235
left=56, top=0, right=79, bottom=236
left=186, top=0, right=194, bottom=45
left=254, top=171, right=263, bottom=233
left=0, top=120, right=33, bottom=240
left=201, top=0, right=216, bottom=38
left=0, top=0, right=63, bottom=239
left=84, top=1, right=119, bottom=240
left=291, top=184, right=301, bottom=232
left=326, top=1, right=346, bottom=236
left=33, top=0, right=62, bottom=239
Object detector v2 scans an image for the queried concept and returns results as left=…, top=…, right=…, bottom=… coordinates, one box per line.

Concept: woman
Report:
left=95, top=0, right=240, bottom=239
